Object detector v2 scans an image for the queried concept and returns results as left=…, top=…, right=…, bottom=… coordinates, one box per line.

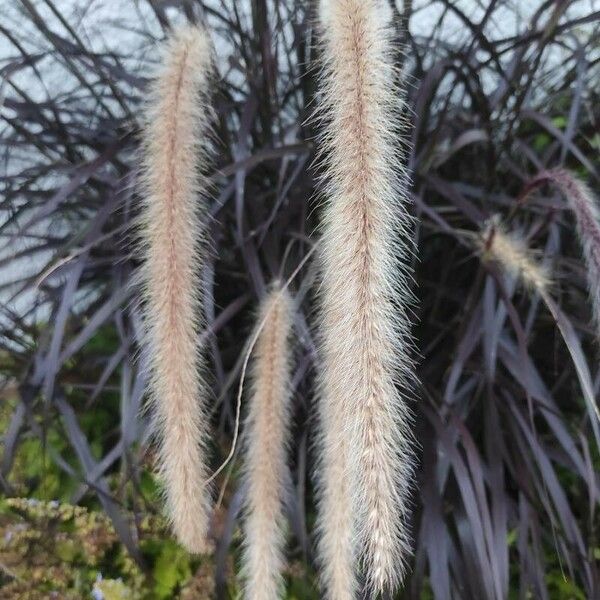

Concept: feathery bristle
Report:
left=316, top=0, right=416, bottom=595
left=478, top=219, right=550, bottom=293
left=315, top=404, right=357, bottom=600
left=530, top=169, right=600, bottom=338
left=139, top=25, right=214, bottom=553
left=241, top=284, right=294, bottom=600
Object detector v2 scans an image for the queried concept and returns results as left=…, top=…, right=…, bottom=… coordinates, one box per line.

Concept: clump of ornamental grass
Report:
left=522, top=169, right=600, bottom=337
left=477, top=218, right=550, bottom=294
left=315, top=0, right=416, bottom=595
left=138, top=24, right=215, bottom=554
left=4, top=2, right=600, bottom=598
left=241, top=283, right=294, bottom=600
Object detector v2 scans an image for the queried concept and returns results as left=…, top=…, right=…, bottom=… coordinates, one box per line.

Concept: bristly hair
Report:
left=523, top=169, right=600, bottom=339
left=315, top=377, right=356, bottom=600
left=478, top=217, right=550, bottom=294
left=315, top=0, right=417, bottom=595
left=138, top=24, right=215, bottom=553
left=241, top=283, right=294, bottom=600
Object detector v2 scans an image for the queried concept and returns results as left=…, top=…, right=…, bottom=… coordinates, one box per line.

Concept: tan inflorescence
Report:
left=315, top=0, right=417, bottom=595
left=478, top=218, right=550, bottom=293
left=139, top=25, right=215, bottom=554
left=241, top=284, right=294, bottom=600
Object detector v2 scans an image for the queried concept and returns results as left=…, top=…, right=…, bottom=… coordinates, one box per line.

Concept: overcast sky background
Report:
left=1, top=0, right=598, bottom=99
left=0, top=0, right=598, bottom=319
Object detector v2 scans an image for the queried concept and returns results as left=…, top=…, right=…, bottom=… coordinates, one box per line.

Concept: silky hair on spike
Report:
left=315, top=0, right=417, bottom=595
left=139, top=25, right=215, bottom=554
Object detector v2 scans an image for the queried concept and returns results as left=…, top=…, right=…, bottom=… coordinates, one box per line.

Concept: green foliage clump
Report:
left=0, top=498, right=215, bottom=599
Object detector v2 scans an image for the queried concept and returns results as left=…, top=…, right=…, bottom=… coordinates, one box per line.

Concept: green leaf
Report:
left=545, top=571, right=586, bottom=600
left=150, top=539, right=193, bottom=599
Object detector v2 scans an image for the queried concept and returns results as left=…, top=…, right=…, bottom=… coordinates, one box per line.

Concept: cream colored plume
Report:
left=315, top=399, right=356, bottom=600
left=139, top=25, right=214, bottom=553
left=316, top=0, right=416, bottom=595
left=478, top=218, right=550, bottom=293
left=532, top=169, right=600, bottom=338
left=241, top=284, right=294, bottom=600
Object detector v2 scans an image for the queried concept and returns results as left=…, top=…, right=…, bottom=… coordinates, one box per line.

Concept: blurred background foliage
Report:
left=0, top=0, right=599, bottom=598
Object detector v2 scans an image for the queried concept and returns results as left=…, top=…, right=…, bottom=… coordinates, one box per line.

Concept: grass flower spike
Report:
left=315, top=402, right=355, bottom=600
left=478, top=218, right=550, bottom=293
left=242, top=284, right=294, bottom=600
left=139, top=25, right=214, bottom=553
left=316, top=0, right=416, bottom=594
left=526, top=169, right=600, bottom=338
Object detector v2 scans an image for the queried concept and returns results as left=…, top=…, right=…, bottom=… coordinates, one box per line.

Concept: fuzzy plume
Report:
left=315, top=400, right=356, bottom=600
left=139, top=25, right=214, bottom=553
left=315, top=0, right=416, bottom=595
left=526, top=169, right=600, bottom=337
left=241, top=284, right=294, bottom=600
left=478, top=218, right=550, bottom=293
